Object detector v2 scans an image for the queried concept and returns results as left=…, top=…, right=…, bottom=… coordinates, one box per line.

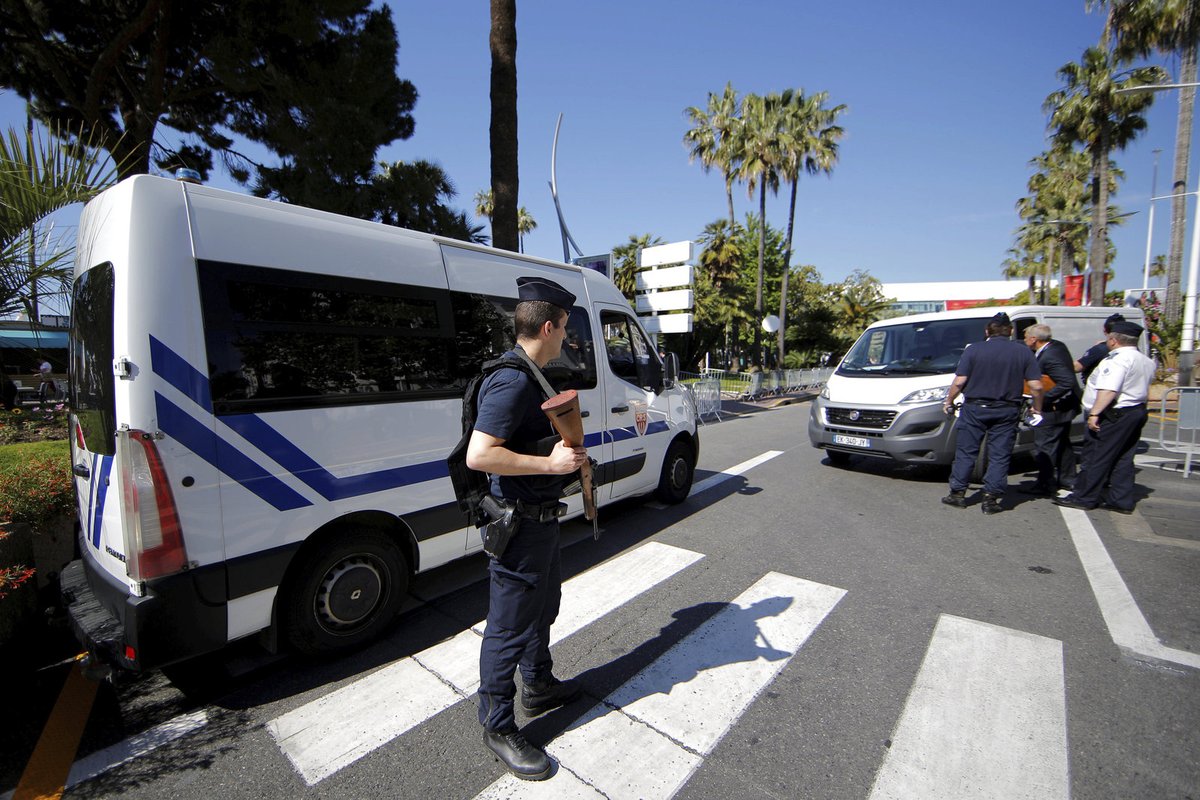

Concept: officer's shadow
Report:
left=525, top=595, right=794, bottom=741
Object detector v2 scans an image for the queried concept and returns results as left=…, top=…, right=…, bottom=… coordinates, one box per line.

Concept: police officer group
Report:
left=942, top=311, right=1156, bottom=515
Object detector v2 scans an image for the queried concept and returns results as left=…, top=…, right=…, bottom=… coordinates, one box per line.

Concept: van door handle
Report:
left=580, top=410, right=590, bottom=418
left=72, top=463, right=90, bottom=479
left=611, top=405, right=629, bottom=413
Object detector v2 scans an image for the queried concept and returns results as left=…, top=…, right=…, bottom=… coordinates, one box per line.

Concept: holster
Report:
left=479, top=495, right=519, bottom=559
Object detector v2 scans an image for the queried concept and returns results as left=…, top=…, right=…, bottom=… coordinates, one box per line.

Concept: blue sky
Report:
left=3, top=1, right=1195, bottom=294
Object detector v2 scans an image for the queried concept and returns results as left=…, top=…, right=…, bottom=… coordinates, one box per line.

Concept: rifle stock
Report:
left=540, top=390, right=597, bottom=524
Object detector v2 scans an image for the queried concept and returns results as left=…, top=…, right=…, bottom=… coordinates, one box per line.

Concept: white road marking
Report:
left=267, top=541, right=704, bottom=785
left=0, top=709, right=210, bottom=800
left=689, top=450, right=784, bottom=496
left=1060, top=506, right=1200, bottom=669
left=868, top=615, right=1068, bottom=800
left=475, top=571, right=846, bottom=800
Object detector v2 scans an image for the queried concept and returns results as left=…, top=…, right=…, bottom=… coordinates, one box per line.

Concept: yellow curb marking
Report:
left=14, top=659, right=98, bottom=800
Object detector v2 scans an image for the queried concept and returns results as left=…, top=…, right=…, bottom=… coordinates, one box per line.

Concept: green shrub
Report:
left=0, top=454, right=74, bottom=529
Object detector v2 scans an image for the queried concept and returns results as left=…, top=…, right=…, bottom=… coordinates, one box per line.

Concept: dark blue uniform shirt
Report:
left=1076, top=340, right=1109, bottom=382
left=474, top=351, right=564, bottom=504
left=955, top=336, right=1041, bottom=402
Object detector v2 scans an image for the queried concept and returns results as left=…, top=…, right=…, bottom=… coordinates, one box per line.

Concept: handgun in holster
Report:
left=479, top=495, right=519, bottom=559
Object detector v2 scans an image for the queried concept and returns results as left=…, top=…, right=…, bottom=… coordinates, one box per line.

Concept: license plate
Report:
left=833, top=434, right=870, bottom=449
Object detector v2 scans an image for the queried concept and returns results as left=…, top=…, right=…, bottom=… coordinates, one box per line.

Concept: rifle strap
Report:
left=513, top=344, right=556, bottom=400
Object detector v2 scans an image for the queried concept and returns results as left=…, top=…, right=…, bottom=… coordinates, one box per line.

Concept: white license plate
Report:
left=833, top=434, right=871, bottom=449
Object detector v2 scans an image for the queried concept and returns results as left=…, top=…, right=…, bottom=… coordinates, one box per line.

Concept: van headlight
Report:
left=899, top=386, right=948, bottom=404
left=819, top=385, right=830, bottom=399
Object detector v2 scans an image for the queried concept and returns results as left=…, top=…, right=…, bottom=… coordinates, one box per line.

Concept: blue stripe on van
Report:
left=154, top=392, right=312, bottom=511
left=91, top=453, right=113, bottom=548
left=150, top=335, right=212, bottom=413
left=219, top=413, right=449, bottom=501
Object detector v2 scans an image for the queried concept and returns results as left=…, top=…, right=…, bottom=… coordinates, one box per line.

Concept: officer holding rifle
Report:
left=465, top=276, right=588, bottom=781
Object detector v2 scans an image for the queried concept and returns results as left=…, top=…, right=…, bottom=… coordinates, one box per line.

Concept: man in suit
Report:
left=1020, top=324, right=1081, bottom=495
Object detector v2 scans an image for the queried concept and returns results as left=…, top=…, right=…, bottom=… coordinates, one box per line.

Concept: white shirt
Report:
left=1082, top=346, right=1155, bottom=410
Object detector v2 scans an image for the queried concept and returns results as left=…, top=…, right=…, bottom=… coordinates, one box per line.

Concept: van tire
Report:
left=281, top=530, right=408, bottom=656
left=655, top=439, right=695, bottom=504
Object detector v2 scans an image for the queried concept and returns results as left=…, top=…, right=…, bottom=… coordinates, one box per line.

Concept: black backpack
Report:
left=447, top=356, right=546, bottom=527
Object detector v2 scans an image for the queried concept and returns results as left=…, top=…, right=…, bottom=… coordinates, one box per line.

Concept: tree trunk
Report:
left=1088, top=143, right=1109, bottom=307
left=1044, top=238, right=1056, bottom=305
left=725, top=173, right=736, bottom=226
left=778, top=179, right=797, bottom=361
left=489, top=0, right=519, bottom=252
left=1166, top=43, right=1197, bottom=324
left=753, top=182, right=766, bottom=368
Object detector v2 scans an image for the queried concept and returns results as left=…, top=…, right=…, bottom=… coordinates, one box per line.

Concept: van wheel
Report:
left=281, top=530, right=408, bottom=656
left=655, top=439, right=695, bottom=504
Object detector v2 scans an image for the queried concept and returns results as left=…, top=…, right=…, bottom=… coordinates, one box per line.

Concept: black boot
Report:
left=941, top=489, right=967, bottom=508
left=981, top=493, right=1003, bottom=515
left=521, top=676, right=582, bottom=716
left=483, top=728, right=552, bottom=781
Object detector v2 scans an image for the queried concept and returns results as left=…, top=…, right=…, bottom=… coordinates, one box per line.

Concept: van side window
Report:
left=601, top=311, right=653, bottom=384
left=199, top=261, right=460, bottom=412
left=451, top=293, right=597, bottom=391
left=69, top=262, right=117, bottom=454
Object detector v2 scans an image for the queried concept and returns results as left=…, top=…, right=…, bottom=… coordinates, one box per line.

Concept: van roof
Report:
left=864, top=304, right=1145, bottom=330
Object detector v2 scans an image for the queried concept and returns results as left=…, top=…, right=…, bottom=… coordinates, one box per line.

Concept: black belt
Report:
left=1100, top=403, right=1147, bottom=420
left=507, top=498, right=567, bottom=523
left=966, top=399, right=1020, bottom=408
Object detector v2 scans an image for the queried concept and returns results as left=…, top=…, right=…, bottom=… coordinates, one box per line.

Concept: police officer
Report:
left=1073, top=312, right=1125, bottom=382
left=465, top=276, right=587, bottom=781
left=1054, top=320, right=1155, bottom=514
left=941, top=312, right=1044, bottom=514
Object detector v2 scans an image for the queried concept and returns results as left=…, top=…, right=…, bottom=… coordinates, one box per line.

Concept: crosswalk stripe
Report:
left=689, top=450, right=784, bottom=496
left=868, top=615, right=1068, bottom=800
left=267, top=541, right=705, bottom=785
left=475, top=571, right=846, bottom=800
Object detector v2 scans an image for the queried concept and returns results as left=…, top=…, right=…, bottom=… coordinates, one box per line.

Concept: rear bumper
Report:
left=60, top=546, right=229, bottom=673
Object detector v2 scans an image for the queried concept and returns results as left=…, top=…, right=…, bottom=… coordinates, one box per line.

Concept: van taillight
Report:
left=118, top=429, right=187, bottom=582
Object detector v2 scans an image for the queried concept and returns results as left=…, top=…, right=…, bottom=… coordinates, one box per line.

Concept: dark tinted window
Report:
left=70, top=263, right=116, bottom=454
left=199, top=262, right=597, bottom=413
left=200, top=261, right=461, bottom=413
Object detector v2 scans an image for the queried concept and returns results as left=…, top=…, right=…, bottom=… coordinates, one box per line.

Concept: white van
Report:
left=61, top=175, right=699, bottom=675
left=808, top=305, right=1147, bottom=470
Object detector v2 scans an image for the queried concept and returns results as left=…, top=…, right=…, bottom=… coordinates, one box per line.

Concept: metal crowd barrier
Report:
left=1159, top=386, right=1199, bottom=479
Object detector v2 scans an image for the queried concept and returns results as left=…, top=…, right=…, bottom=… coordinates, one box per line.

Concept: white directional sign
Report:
left=639, top=241, right=697, bottom=268
left=640, top=313, right=693, bottom=334
left=637, top=289, right=694, bottom=314
left=636, top=265, right=694, bottom=292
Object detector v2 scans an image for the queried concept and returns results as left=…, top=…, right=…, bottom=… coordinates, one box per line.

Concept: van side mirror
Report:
left=663, top=352, right=680, bottom=389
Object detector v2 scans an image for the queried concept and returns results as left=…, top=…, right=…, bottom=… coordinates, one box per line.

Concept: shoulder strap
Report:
left=512, top=345, right=556, bottom=400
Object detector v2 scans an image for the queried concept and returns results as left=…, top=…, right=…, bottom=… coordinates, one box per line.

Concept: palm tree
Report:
left=737, top=92, right=785, bottom=367
left=0, top=121, right=123, bottom=316
left=473, top=188, right=534, bottom=251
left=1045, top=47, right=1164, bottom=305
left=1105, top=0, right=1200, bottom=324
left=516, top=207, right=537, bottom=253
left=683, top=83, right=742, bottom=225
left=835, top=272, right=891, bottom=340
left=1015, top=147, right=1095, bottom=302
left=489, top=0, right=519, bottom=251
left=697, top=219, right=747, bottom=368
left=775, top=89, right=846, bottom=361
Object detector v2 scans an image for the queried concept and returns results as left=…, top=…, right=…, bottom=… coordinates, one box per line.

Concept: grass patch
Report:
left=0, top=441, right=69, bottom=473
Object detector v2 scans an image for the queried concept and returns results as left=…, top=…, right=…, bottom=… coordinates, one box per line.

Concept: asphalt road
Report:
left=3, top=399, right=1197, bottom=799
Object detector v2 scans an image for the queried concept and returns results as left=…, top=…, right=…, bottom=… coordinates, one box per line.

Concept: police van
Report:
left=808, top=304, right=1148, bottom=471
left=62, top=175, right=699, bottom=675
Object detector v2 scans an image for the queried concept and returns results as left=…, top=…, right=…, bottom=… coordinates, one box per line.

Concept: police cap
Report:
left=1109, top=320, right=1144, bottom=338
left=990, top=312, right=1011, bottom=326
left=1103, top=312, right=1126, bottom=332
left=516, top=276, right=576, bottom=311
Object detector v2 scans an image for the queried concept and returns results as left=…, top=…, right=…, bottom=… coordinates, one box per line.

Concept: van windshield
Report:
left=838, top=317, right=988, bottom=376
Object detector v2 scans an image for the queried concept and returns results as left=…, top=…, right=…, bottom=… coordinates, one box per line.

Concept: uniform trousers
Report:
left=1032, top=409, right=1077, bottom=489
left=949, top=402, right=1021, bottom=496
left=478, top=517, right=562, bottom=733
left=1070, top=405, right=1148, bottom=510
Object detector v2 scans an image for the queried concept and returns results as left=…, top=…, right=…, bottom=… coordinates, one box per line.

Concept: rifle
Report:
left=540, top=389, right=599, bottom=538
